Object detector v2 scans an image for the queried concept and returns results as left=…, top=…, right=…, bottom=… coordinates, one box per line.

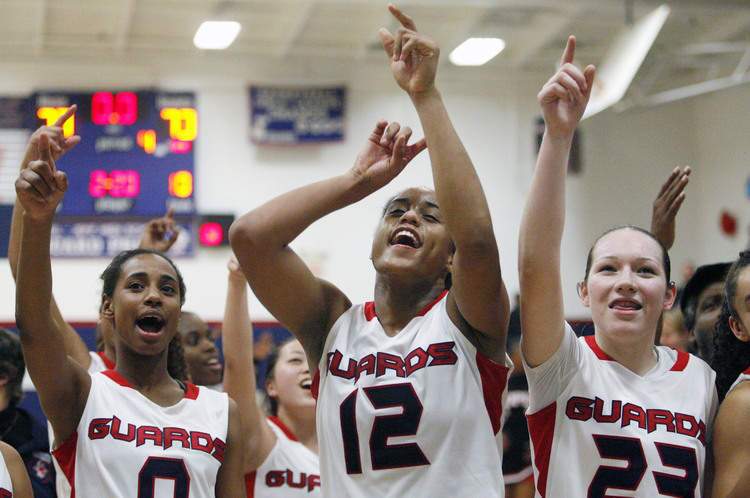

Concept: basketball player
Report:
left=14, top=134, right=244, bottom=496
left=519, top=36, right=717, bottom=497
left=230, top=4, right=511, bottom=496
left=710, top=251, right=750, bottom=498
left=221, top=258, right=320, bottom=497
left=0, top=442, right=32, bottom=498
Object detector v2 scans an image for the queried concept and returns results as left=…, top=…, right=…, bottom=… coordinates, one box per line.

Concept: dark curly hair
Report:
left=0, top=330, right=25, bottom=407
left=167, top=335, right=190, bottom=382
left=712, top=251, right=750, bottom=401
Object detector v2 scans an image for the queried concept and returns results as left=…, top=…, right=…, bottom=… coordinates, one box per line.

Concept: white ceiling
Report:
left=1, top=0, right=749, bottom=101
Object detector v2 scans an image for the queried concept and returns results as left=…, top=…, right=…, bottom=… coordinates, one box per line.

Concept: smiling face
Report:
left=178, top=312, right=222, bottom=386
left=370, top=187, right=454, bottom=285
left=266, top=340, right=315, bottom=414
left=580, top=228, right=675, bottom=344
left=102, top=253, right=182, bottom=358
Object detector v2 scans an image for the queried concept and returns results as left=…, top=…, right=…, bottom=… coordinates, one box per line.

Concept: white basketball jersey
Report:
left=524, top=323, right=718, bottom=498
left=728, top=367, right=750, bottom=396
left=0, top=451, right=13, bottom=497
left=245, top=417, right=321, bottom=497
left=314, top=292, right=511, bottom=498
left=52, top=369, right=229, bottom=498
left=52, top=351, right=115, bottom=498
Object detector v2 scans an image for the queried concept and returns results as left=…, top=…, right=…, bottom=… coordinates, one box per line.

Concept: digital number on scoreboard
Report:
left=32, top=90, right=197, bottom=217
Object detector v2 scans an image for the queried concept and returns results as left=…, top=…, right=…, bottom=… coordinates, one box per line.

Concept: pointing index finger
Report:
left=560, top=35, right=576, bottom=66
left=53, top=105, right=77, bottom=127
left=388, top=4, right=417, bottom=31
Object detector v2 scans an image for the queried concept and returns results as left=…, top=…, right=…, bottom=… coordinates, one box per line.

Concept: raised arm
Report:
left=216, top=399, right=246, bottom=497
left=229, top=121, right=425, bottom=366
left=650, top=166, right=690, bottom=250
left=221, top=257, right=276, bottom=473
left=379, top=5, right=508, bottom=358
left=14, top=133, right=90, bottom=444
left=711, top=386, right=750, bottom=498
left=139, top=208, right=180, bottom=252
left=519, top=37, right=595, bottom=367
left=8, top=108, right=92, bottom=370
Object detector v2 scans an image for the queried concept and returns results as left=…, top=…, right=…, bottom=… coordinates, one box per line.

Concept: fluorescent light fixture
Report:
left=193, top=21, right=241, bottom=50
left=583, top=5, right=670, bottom=119
left=449, top=38, right=506, bottom=66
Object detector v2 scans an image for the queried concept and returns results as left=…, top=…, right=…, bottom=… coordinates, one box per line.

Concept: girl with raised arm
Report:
left=14, top=134, right=244, bottom=497
left=519, top=36, right=717, bottom=498
left=710, top=251, right=750, bottom=498
left=221, top=257, right=320, bottom=497
left=230, top=5, right=511, bottom=497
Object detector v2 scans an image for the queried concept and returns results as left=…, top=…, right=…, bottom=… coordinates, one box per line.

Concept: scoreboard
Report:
left=32, top=90, right=197, bottom=218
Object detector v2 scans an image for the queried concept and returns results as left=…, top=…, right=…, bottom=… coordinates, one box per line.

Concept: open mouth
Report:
left=300, top=379, right=312, bottom=390
left=136, top=315, right=165, bottom=335
left=609, top=299, right=642, bottom=311
left=205, top=358, right=222, bottom=372
left=389, top=228, right=421, bottom=249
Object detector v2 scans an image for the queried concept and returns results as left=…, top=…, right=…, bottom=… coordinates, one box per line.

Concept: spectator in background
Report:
left=659, top=308, right=691, bottom=351
left=0, top=330, right=55, bottom=498
left=178, top=311, right=223, bottom=389
left=680, top=262, right=731, bottom=362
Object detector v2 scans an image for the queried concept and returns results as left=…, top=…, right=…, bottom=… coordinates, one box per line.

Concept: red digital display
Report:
left=91, top=92, right=138, bottom=126
left=199, top=222, right=224, bottom=247
left=89, top=170, right=141, bottom=198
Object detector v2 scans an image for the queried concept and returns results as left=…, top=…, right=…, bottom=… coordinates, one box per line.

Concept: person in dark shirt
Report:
left=0, top=329, right=55, bottom=498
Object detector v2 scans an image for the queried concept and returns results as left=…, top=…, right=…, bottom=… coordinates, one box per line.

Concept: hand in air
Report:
left=15, top=134, right=68, bottom=221
left=227, top=256, right=246, bottom=283
left=538, top=36, right=596, bottom=139
left=24, top=105, right=80, bottom=167
left=350, top=120, right=427, bottom=191
left=378, top=4, right=439, bottom=97
left=650, top=166, right=691, bottom=250
left=139, top=208, right=180, bottom=252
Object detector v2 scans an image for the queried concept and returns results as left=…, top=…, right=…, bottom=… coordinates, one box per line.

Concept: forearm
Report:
left=221, top=276, right=255, bottom=408
left=519, top=132, right=572, bottom=267
left=16, top=215, right=56, bottom=336
left=412, top=90, right=496, bottom=247
left=8, top=199, right=23, bottom=279
left=231, top=171, right=370, bottom=252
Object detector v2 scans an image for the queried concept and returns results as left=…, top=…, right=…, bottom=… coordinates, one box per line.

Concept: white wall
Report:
left=0, top=53, right=745, bottom=323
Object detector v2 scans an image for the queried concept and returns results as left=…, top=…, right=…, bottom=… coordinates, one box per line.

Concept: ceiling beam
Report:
left=116, top=0, right=137, bottom=52
left=278, top=0, right=316, bottom=57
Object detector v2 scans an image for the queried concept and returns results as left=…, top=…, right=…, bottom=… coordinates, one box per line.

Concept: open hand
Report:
left=350, top=120, right=427, bottom=192
left=139, top=208, right=180, bottom=252
left=15, top=134, right=68, bottom=221
left=24, top=105, right=80, bottom=168
left=538, top=36, right=596, bottom=139
left=378, top=4, right=439, bottom=97
left=651, top=166, right=691, bottom=250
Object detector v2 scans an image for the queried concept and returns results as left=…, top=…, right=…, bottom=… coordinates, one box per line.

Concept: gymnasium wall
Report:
left=0, top=54, right=745, bottom=322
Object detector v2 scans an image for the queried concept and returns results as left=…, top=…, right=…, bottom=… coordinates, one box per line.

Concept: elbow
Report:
left=229, top=214, right=264, bottom=255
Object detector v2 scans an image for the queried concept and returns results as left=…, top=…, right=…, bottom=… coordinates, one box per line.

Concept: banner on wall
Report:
left=249, top=86, right=346, bottom=144
left=50, top=220, right=194, bottom=258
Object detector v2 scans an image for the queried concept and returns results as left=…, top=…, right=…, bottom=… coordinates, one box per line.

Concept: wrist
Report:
left=22, top=211, right=54, bottom=226
left=543, top=129, right=575, bottom=145
left=342, top=169, right=377, bottom=202
left=409, top=87, right=441, bottom=106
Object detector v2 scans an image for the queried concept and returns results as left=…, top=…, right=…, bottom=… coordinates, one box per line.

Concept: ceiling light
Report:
left=193, top=21, right=241, bottom=50
left=449, top=38, right=506, bottom=66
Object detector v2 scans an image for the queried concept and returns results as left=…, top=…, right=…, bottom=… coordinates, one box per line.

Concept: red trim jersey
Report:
left=0, top=451, right=12, bottom=497
left=728, top=367, right=750, bottom=396
left=51, top=351, right=114, bottom=498
left=524, top=323, right=718, bottom=498
left=314, top=292, right=511, bottom=498
left=52, top=369, right=229, bottom=498
left=245, top=417, right=321, bottom=497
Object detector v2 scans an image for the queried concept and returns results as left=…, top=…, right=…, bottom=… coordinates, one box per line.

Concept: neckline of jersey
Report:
left=101, top=369, right=200, bottom=403
left=268, top=416, right=299, bottom=442
left=363, top=289, right=448, bottom=322
left=583, top=335, right=689, bottom=377
left=97, top=351, right=116, bottom=370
